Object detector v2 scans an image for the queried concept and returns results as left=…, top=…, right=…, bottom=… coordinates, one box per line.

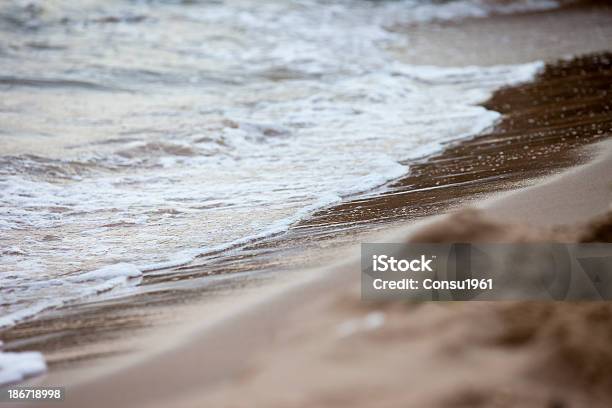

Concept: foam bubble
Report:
left=70, top=263, right=142, bottom=283
left=0, top=351, right=47, bottom=386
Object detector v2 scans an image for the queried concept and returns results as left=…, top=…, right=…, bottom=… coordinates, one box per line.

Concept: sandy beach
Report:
left=2, top=1, right=612, bottom=406
left=34, top=116, right=612, bottom=408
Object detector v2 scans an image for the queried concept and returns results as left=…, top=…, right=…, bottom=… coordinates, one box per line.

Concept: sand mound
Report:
left=408, top=206, right=612, bottom=400
left=579, top=209, right=612, bottom=242
left=498, top=302, right=612, bottom=391
left=407, top=208, right=551, bottom=243
left=409, top=206, right=612, bottom=244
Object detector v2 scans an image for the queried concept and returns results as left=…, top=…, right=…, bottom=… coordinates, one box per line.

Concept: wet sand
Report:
left=300, top=53, right=612, bottom=229
left=3, top=2, right=612, bottom=402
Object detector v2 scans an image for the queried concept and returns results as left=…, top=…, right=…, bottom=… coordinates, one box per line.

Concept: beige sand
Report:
left=38, top=140, right=612, bottom=408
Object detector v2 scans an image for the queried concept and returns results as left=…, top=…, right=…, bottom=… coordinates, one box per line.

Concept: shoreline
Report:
left=300, top=53, right=612, bottom=228
left=2, top=2, right=612, bottom=399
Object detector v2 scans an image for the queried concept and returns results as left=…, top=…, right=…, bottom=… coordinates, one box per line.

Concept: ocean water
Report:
left=0, top=0, right=555, bottom=382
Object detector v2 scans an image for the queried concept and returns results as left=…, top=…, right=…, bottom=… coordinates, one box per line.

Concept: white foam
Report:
left=0, top=300, right=58, bottom=330
left=0, top=351, right=47, bottom=386
left=0, top=264, right=141, bottom=329
left=394, top=61, right=544, bottom=87
left=336, top=311, right=386, bottom=338
left=141, top=252, right=199, bottom=272
left=69, top=263, right=142, bottom=283
left=398, top=0, right=560, bottom=24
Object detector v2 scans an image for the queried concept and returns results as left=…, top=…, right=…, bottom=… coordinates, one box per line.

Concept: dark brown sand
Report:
left=2, top=2, right=612, bottom=399
left=299, top=52, right=612, bottom=228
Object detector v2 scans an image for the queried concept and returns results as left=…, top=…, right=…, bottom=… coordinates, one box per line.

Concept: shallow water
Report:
left=0, top=0, right=555, bottom=348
